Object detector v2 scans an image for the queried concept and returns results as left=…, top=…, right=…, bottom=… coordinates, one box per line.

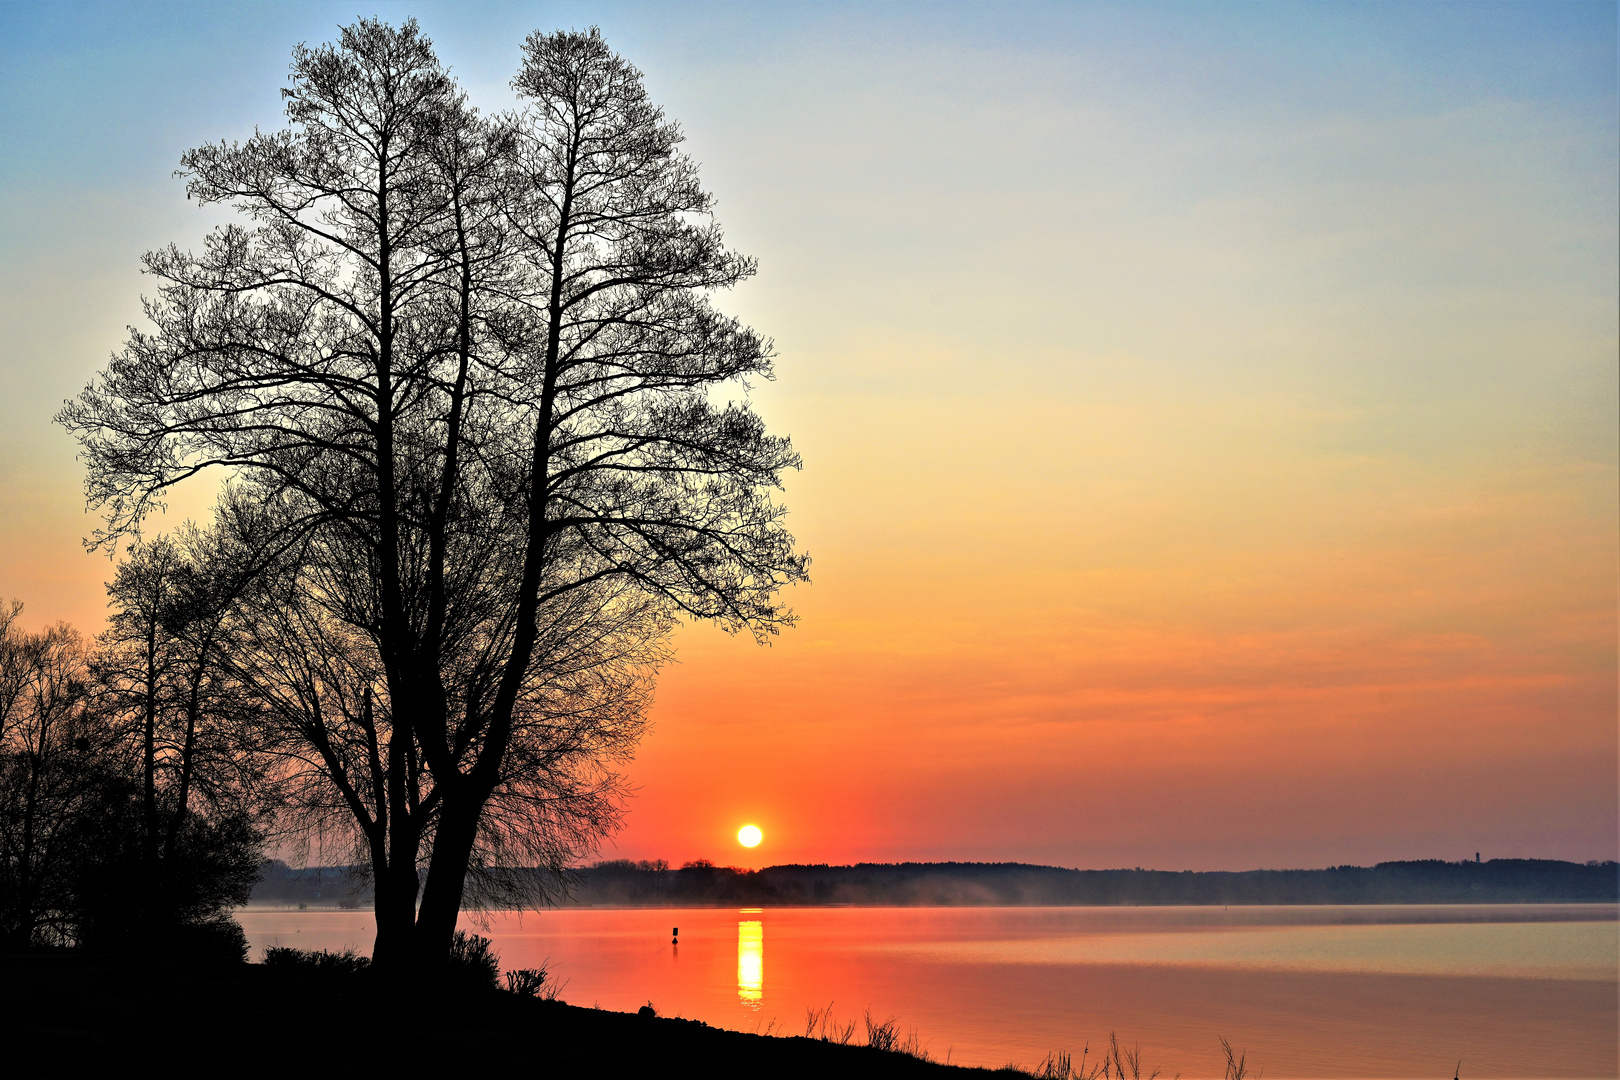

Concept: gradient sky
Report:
left=2, top=1, right=1615, bottom=871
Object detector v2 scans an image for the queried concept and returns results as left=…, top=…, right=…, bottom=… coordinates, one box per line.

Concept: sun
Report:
left=737, top=824, right=763, bottom=848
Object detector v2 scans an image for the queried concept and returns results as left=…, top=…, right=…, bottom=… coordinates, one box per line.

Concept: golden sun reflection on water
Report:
left=737, top=918, right=763, bottom=1007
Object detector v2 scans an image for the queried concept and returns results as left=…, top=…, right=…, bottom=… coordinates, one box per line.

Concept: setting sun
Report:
left=737, top=825, right=763, bottom=848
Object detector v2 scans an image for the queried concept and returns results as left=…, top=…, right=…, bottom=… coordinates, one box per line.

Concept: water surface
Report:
left=236, top=904, right=1618, bottom=1078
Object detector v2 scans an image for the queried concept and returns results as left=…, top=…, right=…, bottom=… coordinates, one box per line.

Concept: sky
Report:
left=1, top=1, right=1615, bottom=871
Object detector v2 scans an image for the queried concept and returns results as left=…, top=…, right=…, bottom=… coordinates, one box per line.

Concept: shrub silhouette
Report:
left=504, top=967, right=548, bottom=997
left=166, top=915, right=249, bottom=965
left=447, top=930, right=500, bottom=990
left=262, top=945, right=371, bottom=974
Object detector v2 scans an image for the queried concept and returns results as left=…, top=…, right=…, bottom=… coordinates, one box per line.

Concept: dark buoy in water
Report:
left=672, top=926, right=679, bottom=944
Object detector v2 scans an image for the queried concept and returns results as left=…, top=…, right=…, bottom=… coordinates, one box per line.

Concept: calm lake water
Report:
left=235, top=904, right=1619, bottom=1078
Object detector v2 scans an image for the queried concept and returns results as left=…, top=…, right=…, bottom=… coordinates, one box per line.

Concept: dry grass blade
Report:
left=805, top=1001, right=835, bottom=1039
left=1220, top=1036, right=1248, bottom=1080
left=1021, top=1033, right=1172, bottom=1080
left=864, top=1008, right=901, bottom=1053
left=502, top=966, right=548, bottom=997
left=1033, top=1050, right=1073, bottom=1079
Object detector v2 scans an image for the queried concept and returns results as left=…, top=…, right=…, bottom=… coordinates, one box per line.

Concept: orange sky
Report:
left=2, top=3, right=1615, bottom=870
left=620, top=422, right=1616, bottom=868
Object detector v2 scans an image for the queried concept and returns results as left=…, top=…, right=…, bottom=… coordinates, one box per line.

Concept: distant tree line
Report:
left=253, top=861, right=367, bottom=908
left=747, top=859, right=1620, bottom=907
left=242, top=857, right=1619, bottom=909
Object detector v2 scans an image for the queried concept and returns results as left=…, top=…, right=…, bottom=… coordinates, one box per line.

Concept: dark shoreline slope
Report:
left=253, top=857, right=1619, bottom=908
left=0, top=954, right=1009, bottom=1079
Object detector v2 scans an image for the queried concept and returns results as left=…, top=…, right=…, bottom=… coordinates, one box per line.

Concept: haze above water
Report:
left=237, top=904, right=1618, bottom=1078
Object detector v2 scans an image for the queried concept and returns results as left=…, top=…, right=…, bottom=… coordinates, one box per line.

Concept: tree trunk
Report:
left=371, top=859, right=421, bottom=972
left=411, top=787, right=487, bottom=969
left=141, top=622, right=159, bottom=932
left=162, top=662, right=205, bottom=876
left=12, top=745, right=41, bottom=949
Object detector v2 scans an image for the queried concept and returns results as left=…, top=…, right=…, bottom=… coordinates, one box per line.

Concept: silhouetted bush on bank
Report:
left=262, top=945, right=371, bottom=975
left=161, top=915, right=249, bottom=965
left=72, top=809, right=262, bottom=961
left=503, top=965, right=549, bottom=997
left=448, top=930, right=500, bottom=990
left=258, top=932, right=546, bottom=995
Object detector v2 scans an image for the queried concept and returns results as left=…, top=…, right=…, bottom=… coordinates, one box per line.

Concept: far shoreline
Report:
left=250, top=857, right=1620, bottom=910
left=234, top=899, right=1620, bottom=912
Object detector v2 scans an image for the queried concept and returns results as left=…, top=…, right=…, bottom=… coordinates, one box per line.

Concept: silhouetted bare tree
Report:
left=0, top=605, right=107, bottom=948
left=60, top=20, right=806, bottom=973
left=0, top=595, right=261, bottom=957
left=93, top=531, right=268, bottom=946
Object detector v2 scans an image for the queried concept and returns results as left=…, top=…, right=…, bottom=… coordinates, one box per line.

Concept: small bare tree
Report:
left=0, top=607, right=107, bottom=947
left=95, top=530, right=269, bottom=933
left=0, top=599, right=262, bottom=954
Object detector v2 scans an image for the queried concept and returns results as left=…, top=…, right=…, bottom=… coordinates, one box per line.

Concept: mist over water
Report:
left=237, top=904, right=1617, bottom=1077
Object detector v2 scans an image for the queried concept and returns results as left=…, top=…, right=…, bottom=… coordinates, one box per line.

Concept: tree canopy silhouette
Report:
left=0, top=605, right=104, bottom=949
left=0, top=599, right=260, bottom=958
left=60, top=19, right=807, bottom=972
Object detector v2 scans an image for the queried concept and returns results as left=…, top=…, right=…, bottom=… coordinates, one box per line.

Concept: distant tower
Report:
left=1475, top=852, right=1481, bottom=863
